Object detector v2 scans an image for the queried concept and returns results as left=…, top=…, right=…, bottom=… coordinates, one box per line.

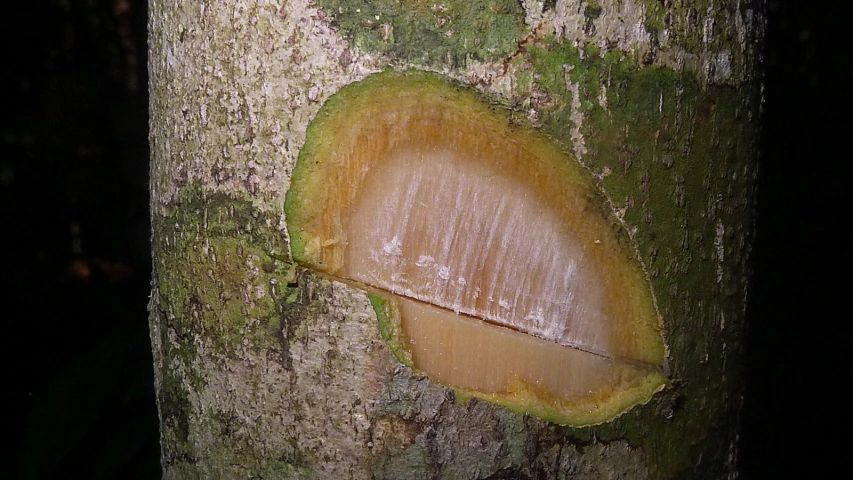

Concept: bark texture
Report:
left=148, top=0, right=764, bottom=478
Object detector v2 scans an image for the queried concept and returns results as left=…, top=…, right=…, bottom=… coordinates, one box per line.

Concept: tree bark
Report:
left=148, top=0, right=764, bottom=478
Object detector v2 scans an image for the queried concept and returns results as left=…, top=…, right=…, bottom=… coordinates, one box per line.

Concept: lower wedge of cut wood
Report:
left=371, top=292, right=666, bottom=426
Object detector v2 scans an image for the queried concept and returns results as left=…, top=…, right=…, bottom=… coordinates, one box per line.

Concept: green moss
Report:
left=642, top=0, right=666, bottom=34
left=512, top=38, right=757, bottom=476
left=447, top=388, right=471, bottom=408
left=583, top=1, right=603, bottom=33
left=513, top=69, right=533, bottom=96
left=316, top=0, right=527, bottom=66
left=638, top=0, right=746, bottom=61
left=368, top=292, right=412, bottom=367
left=368, top=293, right=392, bottom=340
left=151, top=186, right=314, bottom=471
left=152, top=184, right=295, bottom=358
left=152, top=189, right=331, bottom=473
left=314, top=0, right=745, bottom=77
left=157, top=366, right=194, bottom=461
left=584, top=1, right=603, bottom=20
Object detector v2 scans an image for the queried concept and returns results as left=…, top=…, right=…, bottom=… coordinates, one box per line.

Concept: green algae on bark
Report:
left=316, top=0, right=527, bottom=65
left=153, top=186, right=295, bottom=357
left=506, top=39, right=758, bottom=475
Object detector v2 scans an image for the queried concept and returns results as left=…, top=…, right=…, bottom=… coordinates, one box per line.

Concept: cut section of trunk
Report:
left=285, top=71, right=667, bottom=425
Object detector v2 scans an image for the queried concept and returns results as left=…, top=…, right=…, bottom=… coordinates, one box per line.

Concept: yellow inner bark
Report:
left=297, top=88, right=663, bottom=365
left=287, top=74, right=666, bottom=420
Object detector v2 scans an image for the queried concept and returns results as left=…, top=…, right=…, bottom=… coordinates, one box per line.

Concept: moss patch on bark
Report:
left=153, top=185, right=295, bottom=357
left=316, top=0, right=527, bottom=66
left=152, top=185, right=317, bottom=473
left=507, top=39, right=756, bottom=476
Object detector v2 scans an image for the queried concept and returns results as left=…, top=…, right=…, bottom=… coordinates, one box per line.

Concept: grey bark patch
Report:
left=558, top=441, right=650, bottom=480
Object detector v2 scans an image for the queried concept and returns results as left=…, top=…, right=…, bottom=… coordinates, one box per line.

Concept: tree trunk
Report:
left=148, top=0, right=764, bottom=478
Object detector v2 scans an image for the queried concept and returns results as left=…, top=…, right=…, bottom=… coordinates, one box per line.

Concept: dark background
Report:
left=2, top=1, right=846, bottom=478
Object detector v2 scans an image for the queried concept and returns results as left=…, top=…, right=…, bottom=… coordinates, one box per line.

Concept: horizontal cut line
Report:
left=310, top=268, right=662, bottom=373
